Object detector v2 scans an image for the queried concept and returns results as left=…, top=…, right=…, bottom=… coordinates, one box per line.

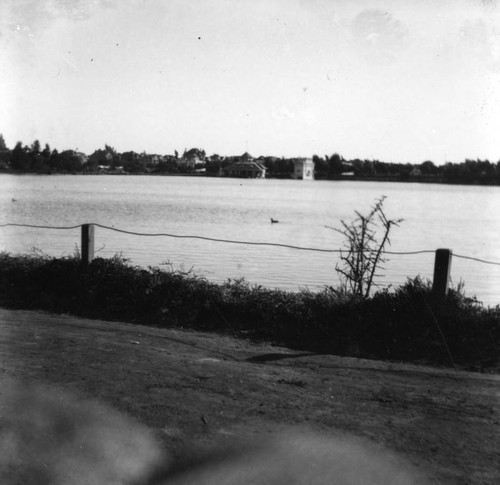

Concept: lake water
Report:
left=1, top=174, right=500, bottom=306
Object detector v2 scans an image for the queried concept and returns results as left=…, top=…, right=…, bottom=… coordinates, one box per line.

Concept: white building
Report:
left=293, top=158, right=315, bottom=180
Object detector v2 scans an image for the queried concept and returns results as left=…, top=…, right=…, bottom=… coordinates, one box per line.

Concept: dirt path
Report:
left=1, top=308, right=499, bottom=484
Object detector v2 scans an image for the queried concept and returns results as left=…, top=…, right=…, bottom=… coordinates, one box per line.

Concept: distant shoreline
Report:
left=2, top=169, right=500, bottom=187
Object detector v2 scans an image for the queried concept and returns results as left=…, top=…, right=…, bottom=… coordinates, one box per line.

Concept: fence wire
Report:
left=1, top=222, right=500, bottom=266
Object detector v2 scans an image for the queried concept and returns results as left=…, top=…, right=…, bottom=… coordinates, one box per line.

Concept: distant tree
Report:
left=205, top=162, right=220, bottom=176
left=48, top=149, right=60, bottom=171
left=443, top=161, right=461, bottom=181
left=350, top=159, right=363, bottom=175
left=0, top=134, right=10, bottom=167
left=89, top=146, right=114, bottom=166
left=276, top=158, right=294, bottom=177
left=420, top=160, right=437, bottom=175
left=123, top=159, right=145, bottom=173
left=104, top=144, right=116, bottom=154
left=48, top=149, right=83, bottom=172
left=361, top=160, right=375, bottom=176
left=385, top=162, right=402, bottom=176
left=209, top=153, right=222, bottom=162
left=183, top=148, right=205, bottom=161
left=30, top=153, right=46, bottom=172
left=463, top=159, right=479, bottom=179
left=11, top=142, right=31, bottom=171
left=154, top=158, right=178, bottom=174
left=477, top=159, right=494, bottom=178
left=31, top=140, right=41, bottom=154
left=87, top=144, right=116, bottom=167
left=58, top=150, right=83, bottom=172
left=312, top=155, right=327, bottom=178
left=121, top=151, right=140, bottom=162
left=41, top=143, right=51, bottom=158
left=327, top=153, right=344, bottom=176
left=28, top=140, right=47, bottom=171
left=373, top=160, right=388, bottom=175
left=261, top=157, right=292, bottom=178
left=0, top=134, right=7, bottom=151
left=399, top=163, right=413, bottom=178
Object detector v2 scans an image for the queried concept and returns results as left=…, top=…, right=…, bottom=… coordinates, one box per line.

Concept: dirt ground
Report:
left=0, top=307, right=499, bottom=484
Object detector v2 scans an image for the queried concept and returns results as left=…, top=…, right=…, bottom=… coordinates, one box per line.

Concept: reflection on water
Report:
left=1, top=174, right=500, bottom=306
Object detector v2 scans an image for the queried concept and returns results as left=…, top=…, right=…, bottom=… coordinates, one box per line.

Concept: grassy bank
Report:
left=0, top=252, right=499, bottom=370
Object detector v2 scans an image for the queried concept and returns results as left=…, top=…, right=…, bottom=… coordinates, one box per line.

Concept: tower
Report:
left=293, top=158, right=314, bottom=180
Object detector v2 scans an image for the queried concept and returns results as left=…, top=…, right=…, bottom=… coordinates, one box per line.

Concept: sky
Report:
left=1, top=0, right=500, bottom=163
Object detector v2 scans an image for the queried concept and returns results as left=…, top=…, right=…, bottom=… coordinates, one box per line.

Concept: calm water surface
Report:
left=1, top=174, right=499, bottom=306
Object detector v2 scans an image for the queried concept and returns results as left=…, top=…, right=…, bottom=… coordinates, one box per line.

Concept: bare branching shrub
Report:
left=327, top=196, right=403, bottom=299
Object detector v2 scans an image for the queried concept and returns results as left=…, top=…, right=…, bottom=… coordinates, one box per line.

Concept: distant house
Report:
left=144, top=154, right=164, bottom=165
left=292, top=158, right=314, bottom=180
left=240, top=152, right=253, bottom=162
left=182, top=148, right=206, bottom=169
left=207, top=154, right=223, bottom=163
left=178, top=157, right=196, bottom=170
left=121, top=151, right=141, bottom=163
left=222, top=161, right=267, bottom=178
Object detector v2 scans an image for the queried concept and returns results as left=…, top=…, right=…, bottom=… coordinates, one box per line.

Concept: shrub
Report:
left=0, top=253, right=498, bottom=370
left=327, top=196, right=403, bottom=298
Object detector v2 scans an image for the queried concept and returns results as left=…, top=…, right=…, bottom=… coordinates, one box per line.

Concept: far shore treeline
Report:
left=1, top=134, right=500, bottom=185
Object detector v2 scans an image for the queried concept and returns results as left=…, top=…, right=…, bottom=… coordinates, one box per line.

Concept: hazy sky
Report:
left=1, top=0, right=499, bottom=163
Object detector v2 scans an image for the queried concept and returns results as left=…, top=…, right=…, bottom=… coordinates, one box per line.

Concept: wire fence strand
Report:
left=0, top=223, right=83, bottom=230
left=1, top=222, right=500, bottom=266
left=453, top=253, right=500, bottom=266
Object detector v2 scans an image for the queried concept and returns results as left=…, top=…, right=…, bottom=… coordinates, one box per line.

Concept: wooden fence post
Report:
left=81, top=224, right=94, bottom=265
left=432, top=248, right=452, bottom=299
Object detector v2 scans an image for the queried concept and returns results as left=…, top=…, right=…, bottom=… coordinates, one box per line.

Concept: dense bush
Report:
left=0, top=253, right=498, bottom=370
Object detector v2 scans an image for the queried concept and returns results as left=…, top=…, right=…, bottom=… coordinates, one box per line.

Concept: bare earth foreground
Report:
left=0, top=308, right=499, bottom=484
